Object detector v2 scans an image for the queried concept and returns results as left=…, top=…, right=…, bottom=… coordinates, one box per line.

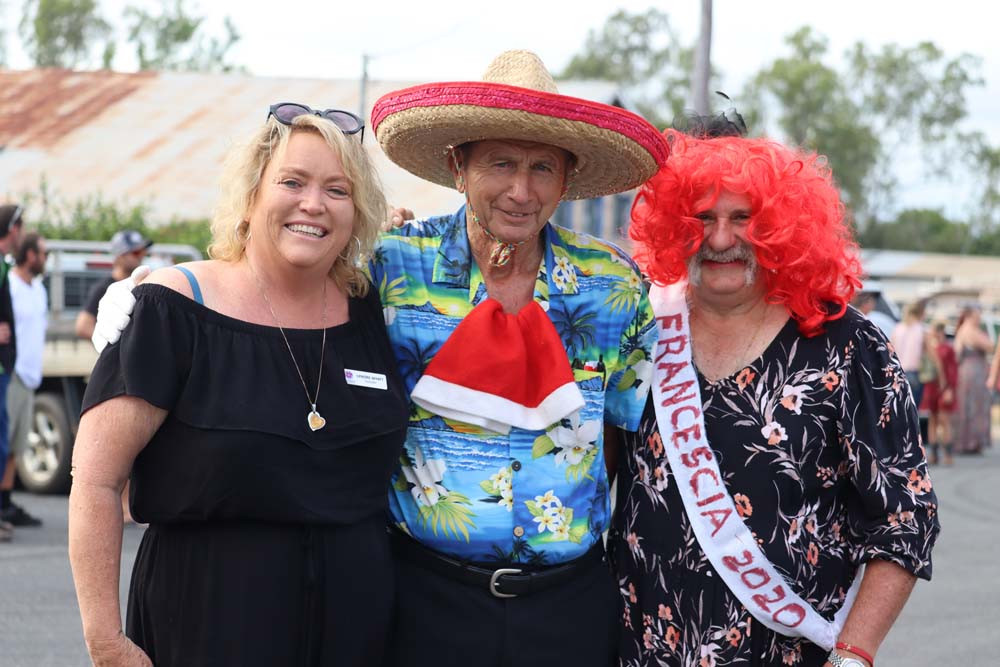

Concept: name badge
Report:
left=344, top=369, right=388, bottom=390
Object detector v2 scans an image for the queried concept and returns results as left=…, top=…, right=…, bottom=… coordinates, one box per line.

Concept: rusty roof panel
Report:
left=1, top=69, right=463, bottom=222
left=0, top=69, right=156, bottom=149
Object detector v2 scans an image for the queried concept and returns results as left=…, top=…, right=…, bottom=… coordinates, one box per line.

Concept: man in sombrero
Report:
left=89, top=49, right=668, bottom=665
left=369, top=50, right=667, bottom=665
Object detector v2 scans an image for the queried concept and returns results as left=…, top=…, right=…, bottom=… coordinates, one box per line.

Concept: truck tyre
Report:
left=15, top=392, right=73, bottom=494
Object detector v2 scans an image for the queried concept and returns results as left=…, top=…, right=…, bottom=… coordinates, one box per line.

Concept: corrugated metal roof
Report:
left=0, top=68, right=468, bottom=222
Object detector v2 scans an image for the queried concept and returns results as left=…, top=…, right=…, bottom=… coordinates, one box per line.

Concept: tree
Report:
left=745, top=27, right=984, bottom=231
left=124, top=0, right=242, bottom=73
left=961, top=131, right=1000, bottom=243
left=560, top=8, right=691, bottom=129
left=858, top=208, right=970, bottom=253
left=18, top=0, right=112, bottom=68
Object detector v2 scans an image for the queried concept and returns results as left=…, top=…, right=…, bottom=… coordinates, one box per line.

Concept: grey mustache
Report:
left=697, top=245, right=753, bottom=263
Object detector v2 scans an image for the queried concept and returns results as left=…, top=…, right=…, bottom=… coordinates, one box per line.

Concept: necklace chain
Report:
left=248, top=261, right=327, bottom=417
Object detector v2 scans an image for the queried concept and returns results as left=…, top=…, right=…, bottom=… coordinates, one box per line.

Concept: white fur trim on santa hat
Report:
left=411, top=375, right=584, bottom=435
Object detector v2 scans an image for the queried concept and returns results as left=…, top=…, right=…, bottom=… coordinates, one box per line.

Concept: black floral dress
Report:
left=610, top=308, right=940, bottom=667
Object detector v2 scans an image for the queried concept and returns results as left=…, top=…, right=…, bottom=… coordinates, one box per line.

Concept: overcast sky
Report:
left=5, top=0, right=998, bottom=214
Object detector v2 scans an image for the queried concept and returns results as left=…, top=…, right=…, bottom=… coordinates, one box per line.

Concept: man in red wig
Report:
left=613, top=115, right=940, bottom=667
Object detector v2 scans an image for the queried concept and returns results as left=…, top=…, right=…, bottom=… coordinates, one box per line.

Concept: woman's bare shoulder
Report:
left=142, top=260, right=222, bottom=299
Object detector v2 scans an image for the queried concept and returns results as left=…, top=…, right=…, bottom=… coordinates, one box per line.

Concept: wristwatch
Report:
left=827, top=651, right=868, bottom=667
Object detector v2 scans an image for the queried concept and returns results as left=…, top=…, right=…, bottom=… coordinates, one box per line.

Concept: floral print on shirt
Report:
left=370, top=206, right=656, bottom=565
left=610, top=307, right=940, bottom=666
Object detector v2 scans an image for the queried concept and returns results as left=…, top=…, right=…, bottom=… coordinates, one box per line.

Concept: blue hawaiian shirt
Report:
left=370, top=206, right=655, bottom=565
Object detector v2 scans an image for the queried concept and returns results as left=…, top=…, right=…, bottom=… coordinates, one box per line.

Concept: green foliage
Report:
left=379, top=274, right=407, bottom=303
left=416, top=491, right=476, bottom=542
left=16, top=0, right=241, bottom=72
left=531, top=433, right=555, bottom=459
left=560, top=8, right=690, bottom=129
left=19, top=0, right=112, bottom=68
left=858, top=208, right=971, bottom=253
left=961, top=131, right=1000, bottom=236
left=20, top=183, right=210, bottom=254
left=565, top=447, right=597, bottom=482
left=616, top=367, right=637, bottom=392
left=625, top=348, right=647, bottom=366
left=745, top=27, right=984, bottom=231
left=125, top=1, right=243, bottom=73
left=604, top=275, right=640, bottom=313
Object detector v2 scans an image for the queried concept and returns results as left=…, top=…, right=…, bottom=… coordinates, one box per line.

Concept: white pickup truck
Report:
left=14, top=239, right=202, bottom=494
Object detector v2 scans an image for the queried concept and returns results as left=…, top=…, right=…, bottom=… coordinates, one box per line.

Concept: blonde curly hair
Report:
left=209, top=113, right=386, bottom=296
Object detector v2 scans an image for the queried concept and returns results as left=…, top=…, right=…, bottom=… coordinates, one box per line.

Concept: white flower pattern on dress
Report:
left=611, top=310, right=939, bottom=666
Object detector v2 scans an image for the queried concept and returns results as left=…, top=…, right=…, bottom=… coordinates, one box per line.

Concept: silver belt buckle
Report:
left=489, top=567, right=522, bottom=598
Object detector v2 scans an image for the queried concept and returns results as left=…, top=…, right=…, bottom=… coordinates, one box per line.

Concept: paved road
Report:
left=1, top=447, right=996, bottom=666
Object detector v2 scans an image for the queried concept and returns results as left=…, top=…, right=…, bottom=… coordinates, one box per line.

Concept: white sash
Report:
left=648, top=282, right=860, bottom=651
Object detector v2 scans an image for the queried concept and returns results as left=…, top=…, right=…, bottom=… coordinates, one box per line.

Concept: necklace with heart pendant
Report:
left=249, top=261, right=328, bottom=432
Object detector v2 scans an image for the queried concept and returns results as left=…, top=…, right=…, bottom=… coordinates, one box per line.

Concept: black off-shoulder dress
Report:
left=82, top=282, right=409, bottom=667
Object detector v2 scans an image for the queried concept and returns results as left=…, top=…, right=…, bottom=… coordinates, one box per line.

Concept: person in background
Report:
left=891, top=301, right=927, bottom=407
left=0, top=204, right=21, bottom=542
left=75, top=230, right=152, bottom=341
left=989, top=332, right=1000, bottom=394
left=75, top=229, right=152, bottom=525
left=1, top=232, right=48, bottom=531
left=952, top=306, right=994, bottom=454
left=69, top=105, right=408, bottom=666
left=616, top=115, right=939, bottom=667
left=920, top=320, right=957, bottom=465
left=853, top=292, right=895, bottom=337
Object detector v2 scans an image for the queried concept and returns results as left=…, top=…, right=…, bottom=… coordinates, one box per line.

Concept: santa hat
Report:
left=411, top=299, right=583, bottom=434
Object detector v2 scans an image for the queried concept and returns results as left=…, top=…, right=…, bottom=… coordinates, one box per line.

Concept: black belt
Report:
left=391, top=529, right=606, bottom=599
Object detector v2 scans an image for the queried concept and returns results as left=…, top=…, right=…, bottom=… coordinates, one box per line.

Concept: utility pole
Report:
left=691, top=0, right=713, bottom=115
left=359, top=53, right=370, bottom=140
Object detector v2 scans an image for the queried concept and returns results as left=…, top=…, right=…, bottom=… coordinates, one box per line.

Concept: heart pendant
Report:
left=307, top=410, right=326, bottom=431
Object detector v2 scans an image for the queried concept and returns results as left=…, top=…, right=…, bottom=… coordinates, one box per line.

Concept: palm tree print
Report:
left=396, top=338, right=439, bottom=387
left=550, top=300, right=597, bottom=358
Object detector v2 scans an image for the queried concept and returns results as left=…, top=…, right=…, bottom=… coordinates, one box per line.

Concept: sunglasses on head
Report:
left=267, top=103, right=364, bottom=142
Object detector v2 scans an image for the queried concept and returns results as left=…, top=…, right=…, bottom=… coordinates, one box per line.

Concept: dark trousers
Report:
left=388, top=546, right=621, bottom=667
left=0, top=372, right=9, bottom=479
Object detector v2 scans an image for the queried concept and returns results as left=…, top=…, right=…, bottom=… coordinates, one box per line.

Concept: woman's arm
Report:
left=972, top=327, right=994, bottom=353
left=989, top=340, right=1000, bottom=390
left=68, top=396, right=167, bottom=665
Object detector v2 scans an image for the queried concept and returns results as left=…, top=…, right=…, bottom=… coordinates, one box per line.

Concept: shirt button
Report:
left=511, top=460, right=522, bottom=471
left=513, top=526, right=525, bottom=538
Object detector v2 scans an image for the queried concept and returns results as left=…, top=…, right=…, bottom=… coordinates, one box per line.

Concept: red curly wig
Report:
left=630, top=130, right=863, bottom=336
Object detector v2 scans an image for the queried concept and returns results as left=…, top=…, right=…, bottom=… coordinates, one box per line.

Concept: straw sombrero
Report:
left=371, top=50, right=670, bottom=200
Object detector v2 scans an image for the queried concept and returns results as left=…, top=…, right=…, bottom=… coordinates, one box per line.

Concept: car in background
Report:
left=856, top=280, right=900, bottom=336
left=14, top=239, right=202, bottom=494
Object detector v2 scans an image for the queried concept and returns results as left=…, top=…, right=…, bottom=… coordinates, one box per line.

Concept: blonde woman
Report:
left=69, top=106, right=409, bottom=666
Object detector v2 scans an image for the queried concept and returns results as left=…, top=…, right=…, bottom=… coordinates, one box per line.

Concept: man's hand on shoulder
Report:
left=92, top=266, right=151, bottom=353
left=381, top=206, right=415, bottom=232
